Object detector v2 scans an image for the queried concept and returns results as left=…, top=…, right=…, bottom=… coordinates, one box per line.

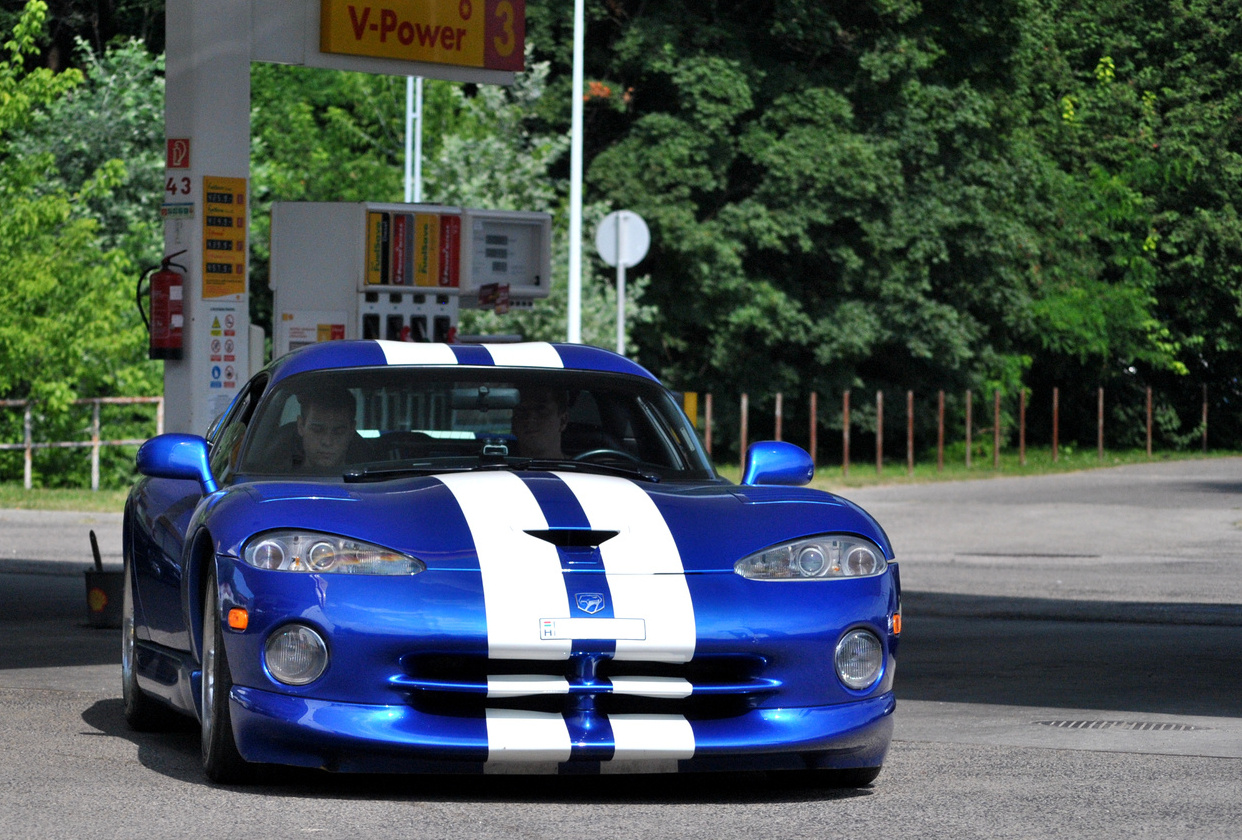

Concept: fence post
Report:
left=91, top=400, right=101, bottom=492
left=739, top=393, right=749, bottom=473
left=875, top=390, right=884, bottom=476
left=157, top=397, right=165, bottom=435
left=965, top=389, right=972, bottom=469
left=23, top=405, right=32, bottom=490
left=1146, top=386, right=1153, bottom=458
left=1019, top=388, right=1027, bottom=467
left=906, top=391, right=914, bottom=476
left=937, top=390, right=945, bottom=472
left=993, top=389, right=1001, bottom=470
left=842, top=390, right=851, bottom=478
left=1052, top=387, right=1059, bottom=462
left=1097, top=387, right=1105, bottom=461
left=774, top=392, right=783, bottom=442
left=704, top=392, right=713, bottom=457
left=809, top=392, right=818, bottom=467
left=1202, top=384, right=1208, bottom=453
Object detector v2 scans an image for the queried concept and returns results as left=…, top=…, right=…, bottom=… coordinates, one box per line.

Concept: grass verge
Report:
left=0, top=484, right=129, bottom=513
left=714, top=447, right=1240, bottom=493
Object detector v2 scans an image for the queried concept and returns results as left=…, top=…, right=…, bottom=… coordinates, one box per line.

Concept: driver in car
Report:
left=296, top=388, right=358, bottom=471
left=512, top=386, right=570, bottom=459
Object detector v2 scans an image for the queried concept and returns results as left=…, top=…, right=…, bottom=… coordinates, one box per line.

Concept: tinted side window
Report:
left=209, top=376, right=267, bottom=482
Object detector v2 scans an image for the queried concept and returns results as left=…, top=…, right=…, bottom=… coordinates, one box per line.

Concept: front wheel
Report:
left=201, top=568, right=252, bottom=784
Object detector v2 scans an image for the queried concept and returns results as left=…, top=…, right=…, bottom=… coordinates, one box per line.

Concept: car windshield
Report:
left=238, top=366, right=716, bottom=481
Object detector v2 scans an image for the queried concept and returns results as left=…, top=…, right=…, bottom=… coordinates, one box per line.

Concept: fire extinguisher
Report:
left=138, top=250, right=187, bottom=360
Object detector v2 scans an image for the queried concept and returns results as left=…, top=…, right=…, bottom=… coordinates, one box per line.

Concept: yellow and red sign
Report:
left=320, top=0, right=524, bottom=72
left=202, top=177, right=247, bottom=299
left=366, top=210, right=461, bottom=287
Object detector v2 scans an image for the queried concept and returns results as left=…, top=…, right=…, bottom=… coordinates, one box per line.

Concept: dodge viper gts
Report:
left=123, top=340, right=900, bottom=785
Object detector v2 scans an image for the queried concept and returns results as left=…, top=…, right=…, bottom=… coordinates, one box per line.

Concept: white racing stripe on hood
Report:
left=437, top=471, right=571, bottom=660
left=555, top=472, right=696, bottom=663
left=483, top=342, right=563, bottom=368
left=375, top=341, right=459, bottom=365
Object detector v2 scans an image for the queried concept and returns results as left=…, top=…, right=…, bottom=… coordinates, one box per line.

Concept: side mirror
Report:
left=741, top=441, right=815, bottom=486
left=136, top=434, right=218, bottom=495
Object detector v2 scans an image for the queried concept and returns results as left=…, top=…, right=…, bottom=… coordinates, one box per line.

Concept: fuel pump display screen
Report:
left=469, top=218, right=539, bottom=289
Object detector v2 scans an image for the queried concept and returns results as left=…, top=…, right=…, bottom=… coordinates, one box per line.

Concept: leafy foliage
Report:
left=0, top=1, right=159, bottom=487
left=5, top=0, right=1242, bottom=466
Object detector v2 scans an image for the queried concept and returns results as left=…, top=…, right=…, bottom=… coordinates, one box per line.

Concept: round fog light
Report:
left=265, top=624, right=328, bottom=685
left=835, top=628, right=883, bottom=690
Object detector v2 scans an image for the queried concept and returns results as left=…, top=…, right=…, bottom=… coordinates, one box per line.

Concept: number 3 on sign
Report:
left=492, top=0, right=514, bottom=57
left=166, top=177, right=192, bottom=197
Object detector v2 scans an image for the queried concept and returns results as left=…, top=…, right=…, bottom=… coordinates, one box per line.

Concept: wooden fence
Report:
left=0, top=397, right=165, bottom=490
left=687, top=386, right=1211, bottom=475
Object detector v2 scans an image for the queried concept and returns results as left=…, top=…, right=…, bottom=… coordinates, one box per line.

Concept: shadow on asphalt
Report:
left=898, top=593, right=1242, bottom=719
left=0, top=572, right=117, bottom=670
left=80, top=697, right=878, bottom=801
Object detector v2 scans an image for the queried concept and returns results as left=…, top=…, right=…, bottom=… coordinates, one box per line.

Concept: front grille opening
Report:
left=397, top=652, right=771, bottom=719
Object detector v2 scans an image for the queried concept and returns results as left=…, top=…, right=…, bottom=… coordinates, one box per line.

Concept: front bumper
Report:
left=230, top=686, right=895, bottom=774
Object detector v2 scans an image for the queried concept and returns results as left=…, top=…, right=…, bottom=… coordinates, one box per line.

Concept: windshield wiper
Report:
left=345, top=458, right=661, bottom=484
left=516, top=458, right=661, bottom=483
left=343, top=463, right=478, bottom=483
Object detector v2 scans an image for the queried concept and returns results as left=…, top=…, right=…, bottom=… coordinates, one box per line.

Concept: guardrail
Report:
left=0, top=397, right=164, bottom=490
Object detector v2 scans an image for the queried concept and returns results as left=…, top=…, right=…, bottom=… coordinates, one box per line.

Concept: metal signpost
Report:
left=594, top=210, right=650, bottom=357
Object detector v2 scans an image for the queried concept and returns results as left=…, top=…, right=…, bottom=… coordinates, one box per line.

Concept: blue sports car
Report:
left=123, top=340, right=900, bottom=785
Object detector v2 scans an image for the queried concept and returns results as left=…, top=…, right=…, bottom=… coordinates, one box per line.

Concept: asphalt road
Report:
left=1, top=458, right=1240, bottom=838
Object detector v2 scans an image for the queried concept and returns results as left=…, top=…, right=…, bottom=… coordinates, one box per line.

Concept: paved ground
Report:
left=842, top=456, right=1242, bottom=624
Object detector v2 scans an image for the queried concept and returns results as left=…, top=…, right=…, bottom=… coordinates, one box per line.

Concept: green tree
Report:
left=0, top=1, right=159, bottom=486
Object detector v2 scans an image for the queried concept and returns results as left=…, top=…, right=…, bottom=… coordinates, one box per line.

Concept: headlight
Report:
left=734, top=536, right=886, bottom=580
left=835, top=628, right=884, bottom=690
left=243, top=530, right=425, bottom=575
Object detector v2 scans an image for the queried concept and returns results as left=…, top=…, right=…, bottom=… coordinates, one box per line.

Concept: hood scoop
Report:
left=525, top=529, right=619, bottom=549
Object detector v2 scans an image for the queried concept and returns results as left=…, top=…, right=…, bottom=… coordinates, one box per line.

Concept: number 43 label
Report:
left=166, top=175, right=193, bottom=197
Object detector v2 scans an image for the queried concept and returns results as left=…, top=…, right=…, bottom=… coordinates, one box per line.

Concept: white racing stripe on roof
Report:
left=485, top=709, right=573, bottom=763
left=437, top=471, right=571, bottom=661
left=375, top=341, right=459, bottom=365
left=483, top=342, right=564, bottom=368
left=555, top=472, right=696, bottom=663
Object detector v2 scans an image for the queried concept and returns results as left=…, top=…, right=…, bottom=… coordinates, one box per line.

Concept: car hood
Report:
left=205, top=470, right=892, bottom=573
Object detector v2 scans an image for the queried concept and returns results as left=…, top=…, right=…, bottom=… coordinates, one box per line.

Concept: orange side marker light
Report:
left=227, top=608, right=249, bottom=631
left=891, top=613, right=902, bottom=635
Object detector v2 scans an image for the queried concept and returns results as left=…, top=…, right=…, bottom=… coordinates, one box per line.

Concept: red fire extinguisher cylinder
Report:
left=149, top=266, right=184, bottom=360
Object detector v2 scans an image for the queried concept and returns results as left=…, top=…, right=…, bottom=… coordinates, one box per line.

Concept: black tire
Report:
left=820, top=766, right=882, bottom=788
left=121, top=559, right=182, bottom=731
left=200, top=569, right=253, bottom=784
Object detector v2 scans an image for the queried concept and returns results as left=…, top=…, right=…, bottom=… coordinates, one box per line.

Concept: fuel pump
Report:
left=268, top=203, right=551, bottom=358
left=138, top=250, right=188, bottom=360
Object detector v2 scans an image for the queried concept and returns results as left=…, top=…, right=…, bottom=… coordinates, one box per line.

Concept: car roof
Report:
left=266, top=340, right=662, bottom=387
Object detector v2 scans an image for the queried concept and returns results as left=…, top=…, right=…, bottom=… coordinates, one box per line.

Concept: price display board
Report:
left=202, top=176, right=247, bottom=299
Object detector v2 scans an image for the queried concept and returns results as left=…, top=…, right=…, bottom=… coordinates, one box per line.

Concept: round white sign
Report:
left=595, top=210, right=650, bottom=268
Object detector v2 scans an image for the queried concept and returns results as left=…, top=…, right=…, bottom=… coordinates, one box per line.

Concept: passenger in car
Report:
left=512, top=386, right=570, bottom=459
